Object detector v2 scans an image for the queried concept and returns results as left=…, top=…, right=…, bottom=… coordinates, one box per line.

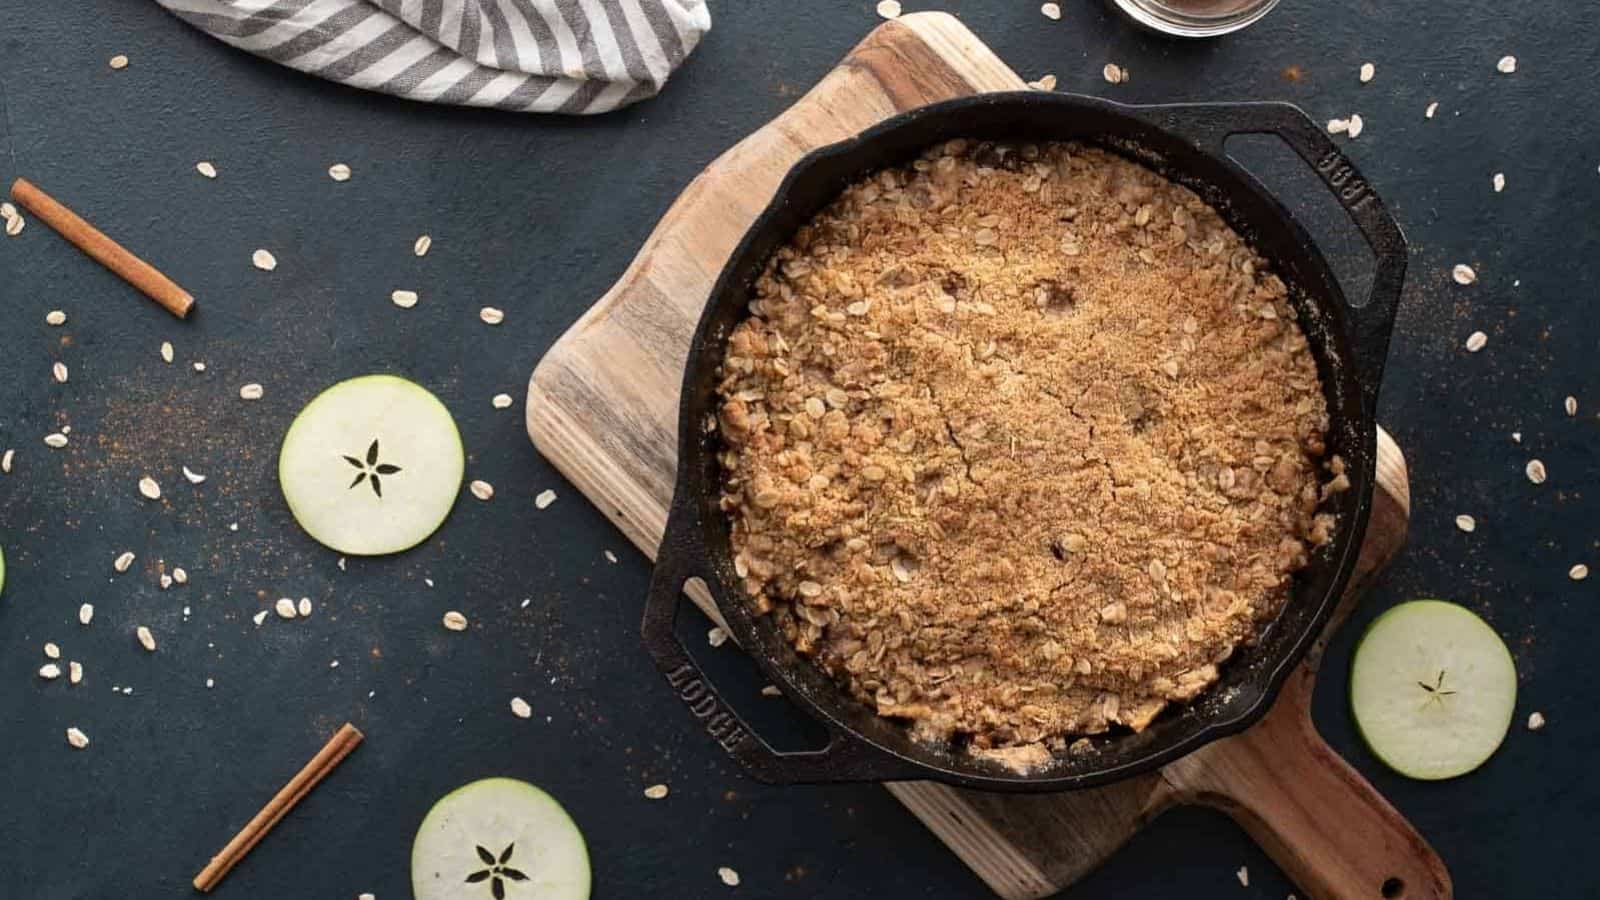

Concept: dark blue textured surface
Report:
left=1, top=2, right=1595, bottom=898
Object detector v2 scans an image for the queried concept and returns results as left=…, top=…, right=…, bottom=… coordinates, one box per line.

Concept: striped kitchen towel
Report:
left=156, top=0, right=711, bottom=114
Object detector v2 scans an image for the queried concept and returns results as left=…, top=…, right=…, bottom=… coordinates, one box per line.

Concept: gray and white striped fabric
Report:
left=157, top=0, right=711, bottom=114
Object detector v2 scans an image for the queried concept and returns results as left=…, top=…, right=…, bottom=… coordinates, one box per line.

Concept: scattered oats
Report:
left=510, top=696, right=533, bottom=719
left=298, top=597, right=313, bottom=617
left=45, top=309, right=66, bottom=326
left=138, top=476, right=162, bottom=500
left=66, top=727, right=90, bottom=749
left=718, top=867, right=740, bottom=887
left=1425, top=101, right=1439, bottom=119
left=113, top=551, right=135, bottom=573
left=44, top=432, right=68, bottom=448
left=136, top=626, right=156, bottom=652
left=239, top=383, right=264, bottom=400
left=160, top=574, right=173, bottom=589
left=251, top=249, right=277, bottom=271
left=274, top=597, right=298, bottom=620
left=760, top=685, right=782, bottom=697
left=160, top=341, right=174, bottom=363
left=50, top=361, right=69, bottom=384
left=338, top=556, right=347, bottom=571
left=61, top=426, right=70, bottom=435
left=442, top=611, right=469, bottom=632
left=604, top=550, right=618, bottom=564
left=230, top=522, right=238, bottom=531
left=1570, top=564, right=1590, bottom=581
left=875, top=0, right=901, bottom=19
left=1496, top=55, right=1516, bottom=74
left=183, top=465, right=206, bottom=484
left=206, top=677, right=215, bottom=689
left=0, top=201, right=14, bottom=220
left=173, top=567, right=188, bottom=584
left=1327, top=118, right=1350, bottom=135
left=79, top=604, right=94, bottom=626
left=1492, top=172, right=1506, bottom=193
left=1358, top=62, right=1375, bottom=83
left=44, top=642, right=60, bottom=659
left=2, top=449, right=12, bottom=473
left=328, top=163, right=352, bottom=182
left=643, top=784, right=670, bottom=800
left=535, top=489, right=557, bottom=509
left=196, top=161, right=218, bottom=179
left=1236, top=866, right=1249, bottom=887
left=193, top=361, right=206, bottom=372
left=492, top=393, right=514, bottom=409
left=1512, top=432, right=1522, bottom=443
left=707, top=626, right=729, bottom=648
left=1527, top=711, right=1545, bottom=731
left=1027, top=74, right=1058, bottom=91
left=4, top=214, right=24, bottom=237
left=424, top=578, right=435, bottom=588
left=1525, top=459, right=1547, bottom=484
left=1040, top=2, right=1061, bottom=19
left=329, top=660, right=340, bottom=669
left=479, top=306, right=505, bottom=325
left=391, top=289, right=419, bottom=309
left=1452, top=264, right=1477, bottom=285
left=122, top=686, right=133, bottom=695
left=109, top=54, right=129, bottom=69
left=1564, top=395, right=1577, bottom=417
left=1455, top=514, right=1476, bottom=532
left=69, top=661, right=83, bottom=684
left=253, top=610, right=270, bottom=627
left=521, top=597, right=532, bottom=608
left=469, top=479, right=495, bottom=501
left=1102, top=63, right=1127, bottom=84
left=1346, top=114, right=1364, bottom=138
left=1465, top=330, right=1488, bottom=352
left=413, top=234, right=432, bottom=256
left=39, top=663, right=62, bottom=680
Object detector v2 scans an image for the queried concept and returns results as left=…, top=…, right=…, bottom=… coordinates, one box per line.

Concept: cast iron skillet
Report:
left=643, top=92, right=1406, bottom=792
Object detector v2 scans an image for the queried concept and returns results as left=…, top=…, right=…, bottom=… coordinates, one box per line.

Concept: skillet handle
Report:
left=1150, top=102, right=1407, bottom=410
left=643, top=500, right=926, bottom=784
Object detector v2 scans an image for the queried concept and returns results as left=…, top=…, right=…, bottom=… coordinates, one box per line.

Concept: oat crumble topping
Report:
left=716, top=141, right=1334, bottom=752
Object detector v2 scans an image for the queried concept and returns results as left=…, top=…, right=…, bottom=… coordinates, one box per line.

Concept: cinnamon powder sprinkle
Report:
left=717, top=141, right=1335, bottom=753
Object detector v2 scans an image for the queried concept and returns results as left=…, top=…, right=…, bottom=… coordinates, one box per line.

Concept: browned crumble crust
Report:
left=716, top=140, right=1336, bottom=756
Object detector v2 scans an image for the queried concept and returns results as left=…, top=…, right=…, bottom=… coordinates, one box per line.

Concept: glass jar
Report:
left=1110, top=0, right=1280, bottom=37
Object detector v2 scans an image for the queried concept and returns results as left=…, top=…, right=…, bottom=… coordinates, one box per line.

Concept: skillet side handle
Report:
left=1163, top=666, right=1452, bottom=900
left=643, top=500, right=927, bottom=785
left=1160, top=102, right=1407, bottom=411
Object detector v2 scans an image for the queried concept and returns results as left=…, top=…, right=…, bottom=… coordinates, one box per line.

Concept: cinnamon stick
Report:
left=193, top=723, right=364, bottom=893
left=9, top=177, right=195, bottom=319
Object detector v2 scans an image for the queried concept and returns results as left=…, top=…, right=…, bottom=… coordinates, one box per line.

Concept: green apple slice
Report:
left=1350, top=600, right=1517, bottom=780
left=412, top=777, right=590, bottom=900
left=278, top=375, right=464, bottom=555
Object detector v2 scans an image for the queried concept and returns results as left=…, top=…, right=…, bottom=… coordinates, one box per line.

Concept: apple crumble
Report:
left=716, top=139, right=1336, bottom=755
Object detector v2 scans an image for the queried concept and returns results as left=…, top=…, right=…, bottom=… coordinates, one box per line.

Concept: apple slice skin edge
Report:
left=1349, top=599, right=1518, bottom=781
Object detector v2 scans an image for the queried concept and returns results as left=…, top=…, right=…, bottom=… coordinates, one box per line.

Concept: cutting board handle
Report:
left=1163, top=665, right=1452, bottom=900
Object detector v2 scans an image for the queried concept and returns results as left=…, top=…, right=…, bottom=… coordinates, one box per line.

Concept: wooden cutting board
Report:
left=527, top=12, right=1449, bottom=899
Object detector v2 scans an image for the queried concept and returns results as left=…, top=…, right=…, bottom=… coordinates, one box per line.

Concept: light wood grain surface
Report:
left=528, top=12, right=1446, bottom=899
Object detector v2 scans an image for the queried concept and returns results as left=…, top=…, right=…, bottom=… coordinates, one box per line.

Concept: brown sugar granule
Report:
left=717, top=140, right=1331, bottom=754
